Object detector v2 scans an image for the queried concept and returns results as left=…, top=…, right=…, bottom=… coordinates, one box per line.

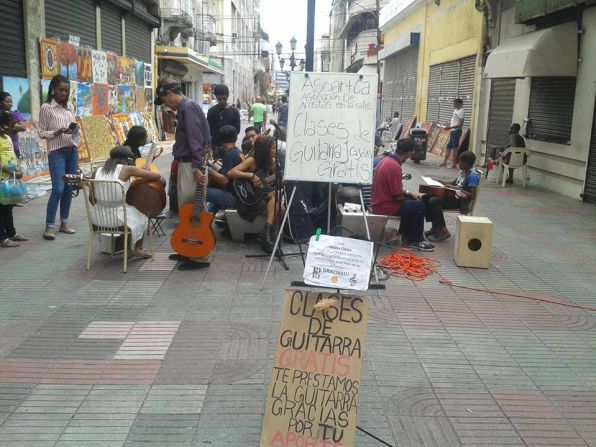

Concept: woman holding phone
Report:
left=39, top=74, right=79, bottom=240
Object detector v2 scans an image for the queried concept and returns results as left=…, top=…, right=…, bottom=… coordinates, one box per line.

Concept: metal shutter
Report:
left=457, top=56, right=476, bottom=112
left=584, top=100, right=596, bottom=203
left=101, top=2, right=122, bottom=54
left=426, top=64, right=441, bottom=122
left=46, top=0, right=97, bottom=48
left=438, top=60, right=458, bottom=124
left=125, top=15, right=153, bottom=62
left=527, top=77, right=575, bottom=144
left=486, top=78, right=516, bottom=148
left=402, top=46, right=418, bottom=120
left=0, top=0, right=26, bottom=78
left=382, top=56, right=398, bottom=119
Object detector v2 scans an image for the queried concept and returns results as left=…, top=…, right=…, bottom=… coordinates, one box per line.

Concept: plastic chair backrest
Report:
left=503, top=147, right=527, bottom=168
left=83, top=179, right=128, bottom=233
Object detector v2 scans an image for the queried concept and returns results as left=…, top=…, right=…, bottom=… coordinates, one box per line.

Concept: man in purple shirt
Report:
left=155, top=83, right=212, bottom=270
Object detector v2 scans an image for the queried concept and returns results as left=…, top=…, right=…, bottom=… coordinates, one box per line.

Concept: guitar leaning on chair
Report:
left=170, top=163, right=216, bottom=259
left=233, top=169, right=277, bottom=206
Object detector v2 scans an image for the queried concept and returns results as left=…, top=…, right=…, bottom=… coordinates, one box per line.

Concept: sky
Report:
left=258, top=0, right=332, bottom=68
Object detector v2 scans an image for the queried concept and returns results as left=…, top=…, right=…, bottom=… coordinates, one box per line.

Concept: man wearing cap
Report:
left=155, top=82, right=211, bottom=209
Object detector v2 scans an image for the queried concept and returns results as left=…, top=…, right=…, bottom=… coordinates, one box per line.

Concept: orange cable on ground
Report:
left=378, top=248, right=596, bottom=313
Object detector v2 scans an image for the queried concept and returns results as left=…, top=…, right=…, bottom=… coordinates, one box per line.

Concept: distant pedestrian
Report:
left=276, top=95, right=289, bottom=129
left=0, top=92, right=26, bottom=160
left=439, top=98, right=464, bottom=169
left=502, top=123, right=527, bottom=184
left=249, top=97, right=267, bottom=134
left=207, top=84, right=240, bottom=158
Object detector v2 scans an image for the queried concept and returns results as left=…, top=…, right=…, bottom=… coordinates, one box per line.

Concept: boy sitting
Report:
left=423, top=151, right=480, bottom=242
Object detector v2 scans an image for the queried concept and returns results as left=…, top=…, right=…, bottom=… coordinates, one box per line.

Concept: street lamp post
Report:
left=275, top=37, right=305, bottom=86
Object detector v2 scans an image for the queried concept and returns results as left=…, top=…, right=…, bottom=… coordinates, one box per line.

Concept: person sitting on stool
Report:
left=371, top=138, right=434, bottom=252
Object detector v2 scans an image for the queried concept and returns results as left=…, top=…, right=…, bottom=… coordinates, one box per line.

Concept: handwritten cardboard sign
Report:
left=261, top=289, right=369, bottom=447
left=303, top=235, right=373, bottom=291
left=284, top=72, right=378, bottom=184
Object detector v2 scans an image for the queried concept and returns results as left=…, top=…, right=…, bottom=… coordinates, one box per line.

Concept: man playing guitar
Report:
left=205, top=125, right=242, bottom=213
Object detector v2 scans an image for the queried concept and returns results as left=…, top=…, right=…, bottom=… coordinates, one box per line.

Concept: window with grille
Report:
left=527, top=77, right=576, bottom=144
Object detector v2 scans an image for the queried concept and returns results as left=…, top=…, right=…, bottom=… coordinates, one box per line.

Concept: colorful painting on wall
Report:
left=92, top=84, right=109, bottom=116
left=58, top=42, right=77, bottom=81
left=107, top=85, right=118, bottom=115
left=144, top=63, right=153, bottom=88
left=92, top=50, right=108, bottom=84
left=135, top=87, right=145, bottom=112
left=135, top=60, right=144, bottom=87
left=129, top=112, right=143, bottom=127
left=40, top=38, right=59, bottom=79
left=2, top=77, right=31, bottom=120
left=430, top=128, right=450, bottom=156
left=40, top=79, right=50, bottom=103
left=18, top=122, right=48, bottom=180
left=77, top=47, right=93, bottom=83
left=116, top=85, right=136, bottom=113
left=111, top=113, right=133, bottom=144
left=76, top=82, right=92, bottom=117
left=117, top=57, right=135, bottom=86
left=106, top=53, right=118, bottom=85
left=75, top=117, right=90, bottom=162
left=144, top=88, right=153, bottom=112
left=141, top=112, right=158, bottom=141
left=80, top=116, right=118, bottom=160
left=68, top=81, right=78, bottom=115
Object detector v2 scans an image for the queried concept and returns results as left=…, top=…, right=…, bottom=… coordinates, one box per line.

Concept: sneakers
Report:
left=59, top=224, right=75, bottom=234
left=407, top=241, right=435, bottom=252
left=428, top=230, right=450, bottom=242
left=1, top=238, right=19, bottom=247
left=10, top=233, right=28, bottom=241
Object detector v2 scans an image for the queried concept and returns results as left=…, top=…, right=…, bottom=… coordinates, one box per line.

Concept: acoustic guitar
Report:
left=233, top=169, right=277, bottom=206
left=170, top=164, right=216, bottom=259
left=126, top=142, right=166, bottom=217
left=418, top=183, right=460, bottom=198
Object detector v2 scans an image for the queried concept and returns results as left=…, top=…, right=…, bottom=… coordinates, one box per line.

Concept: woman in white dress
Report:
left=93, top=146, right=164, bottom=258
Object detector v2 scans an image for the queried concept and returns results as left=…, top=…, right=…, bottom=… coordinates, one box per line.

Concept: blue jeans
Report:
left=46, top=147, right=78, bottom=227
left=395, top=199, right=425, bottom=243
left=254, top=122, right=262, bottom=133
left=206, top=187, right=238, bottom=213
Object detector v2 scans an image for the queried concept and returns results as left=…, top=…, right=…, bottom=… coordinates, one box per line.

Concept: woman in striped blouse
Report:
left=39, top=75, right=79, bottom=240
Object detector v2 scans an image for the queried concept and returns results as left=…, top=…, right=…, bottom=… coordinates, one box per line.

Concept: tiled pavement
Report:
left=1, top=153, right=596, bottom=446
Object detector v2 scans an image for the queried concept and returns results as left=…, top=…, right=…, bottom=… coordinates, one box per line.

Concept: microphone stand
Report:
left=245, top=121, right=304, bottom=269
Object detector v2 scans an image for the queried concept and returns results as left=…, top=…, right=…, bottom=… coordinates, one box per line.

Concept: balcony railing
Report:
left=161, top=8, right=193, bottom=27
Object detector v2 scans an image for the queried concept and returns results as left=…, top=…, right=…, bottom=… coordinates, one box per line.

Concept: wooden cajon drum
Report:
left=454, top=216, right=493, bottom=268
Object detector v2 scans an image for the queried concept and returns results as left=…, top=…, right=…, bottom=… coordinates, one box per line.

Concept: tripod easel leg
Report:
left=261, top=186, right=297, bottom=290
left=359, top=188, right=378, bottom=283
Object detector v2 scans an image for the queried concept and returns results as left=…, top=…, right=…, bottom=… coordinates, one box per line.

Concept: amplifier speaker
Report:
left=454, top=216, right=493, bottom=269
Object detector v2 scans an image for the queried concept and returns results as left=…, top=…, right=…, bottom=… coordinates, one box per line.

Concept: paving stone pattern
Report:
left=0, top=153, right=596, bottom=446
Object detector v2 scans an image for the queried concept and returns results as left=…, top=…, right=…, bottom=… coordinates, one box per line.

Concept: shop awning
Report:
left=484, top=22, right=577, bottom=78
left=155, top=46, right=224, bottom=75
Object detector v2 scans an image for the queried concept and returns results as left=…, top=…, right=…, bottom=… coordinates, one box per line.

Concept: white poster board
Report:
left=284, top=72, right=378, bottom=184
left=303, top=235, right=374, bottom=291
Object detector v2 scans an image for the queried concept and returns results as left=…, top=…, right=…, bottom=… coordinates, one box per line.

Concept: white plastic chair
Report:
left=497, top=147, right=529, bottom=187
left=83, top=179, right=152, bottom=273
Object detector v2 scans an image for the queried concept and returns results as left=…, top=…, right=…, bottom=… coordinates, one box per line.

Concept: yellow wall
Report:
left=383, top=0, right=484, bottom=125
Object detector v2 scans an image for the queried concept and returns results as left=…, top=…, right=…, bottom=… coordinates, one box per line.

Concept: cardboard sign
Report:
left=261, top=289, right=369, bottom=447
left=303, top=235, right=373, bottom=291
left=284, top=72, right=378, bottom=184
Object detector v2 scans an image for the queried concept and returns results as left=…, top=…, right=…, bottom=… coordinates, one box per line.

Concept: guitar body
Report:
left=170, top=204, right=216, bottom=258
left=126, top=180, right=166, bottom=217
left=419, top=184, right=457, bottom=197
left=233, top=170, right=275, bottom=206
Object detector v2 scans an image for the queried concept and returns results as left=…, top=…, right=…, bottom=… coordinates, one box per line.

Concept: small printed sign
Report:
left=303, top=235, right=373, bottom=291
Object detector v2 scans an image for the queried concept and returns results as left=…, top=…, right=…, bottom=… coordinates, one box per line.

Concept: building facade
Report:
left=0, top=0, right=159, bottom=121
left=379, top=0, right=484, bottom=135
left=478, top=0, right=596, bottom=200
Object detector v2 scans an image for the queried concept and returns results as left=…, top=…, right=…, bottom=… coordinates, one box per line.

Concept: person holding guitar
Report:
left=422, top=150, right=480, bottom=242
left=227, top=134, right=278, bottom=254
left=206, top=125, right=242, bottom=213
left=93, top=146, right=165, bottom=258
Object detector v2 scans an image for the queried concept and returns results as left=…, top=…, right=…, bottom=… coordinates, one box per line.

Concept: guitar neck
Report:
left=192, top=166, right=209, bottom=217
